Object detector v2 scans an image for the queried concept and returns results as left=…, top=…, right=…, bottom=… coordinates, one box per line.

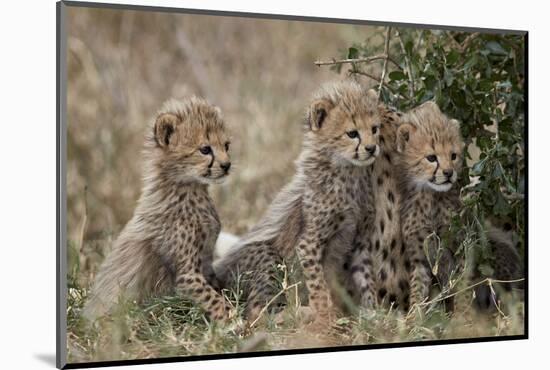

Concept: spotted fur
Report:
left=348, top=106, right=410, bottom=310
left=83, top=97, right=233, bottom=322
left=395, top=101, right=465, bottom=307
left=396, top=102, right=522, bottom=310
left=214, top=80, right=383, bottom=323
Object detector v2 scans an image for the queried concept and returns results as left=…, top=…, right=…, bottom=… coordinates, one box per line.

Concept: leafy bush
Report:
left=321, top=27, right=525, bottom=277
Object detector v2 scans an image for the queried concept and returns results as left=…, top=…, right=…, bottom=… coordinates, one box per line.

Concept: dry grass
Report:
left=65, top=6, right=524, bottom=365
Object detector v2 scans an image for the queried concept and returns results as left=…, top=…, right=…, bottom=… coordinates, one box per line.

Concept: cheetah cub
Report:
left=395, top=101, right=464, bottom=308
left=396, top=102, right=522, bottom=309
left=83, top=97, right=233, bottom=322
left=348, top=106, right=410, bottom=311
left=215, top=80, right=383, bottom=323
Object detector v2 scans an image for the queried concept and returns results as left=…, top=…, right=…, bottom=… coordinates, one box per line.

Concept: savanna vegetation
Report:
left=66, top=6, right=525, bottom=364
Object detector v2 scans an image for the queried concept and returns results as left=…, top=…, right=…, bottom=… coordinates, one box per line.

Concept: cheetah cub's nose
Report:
left=443, top=169, right=454, bottom=178
left=365, top=145, right=376, bottom=155
left=220, top=162, right=231, bottom=173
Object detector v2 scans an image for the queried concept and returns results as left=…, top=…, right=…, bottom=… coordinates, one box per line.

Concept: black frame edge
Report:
left=57, top=1, right=529, bottom=368
left=61, top=0, right=527, bottom=35
left=63, top=334, right=527, bottom=369
left=57, top=1, right=68, bottom=369
left=523, top=32, right=529, bottom=339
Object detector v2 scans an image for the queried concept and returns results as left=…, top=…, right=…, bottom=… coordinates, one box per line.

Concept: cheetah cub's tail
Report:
left=82, top=238, right=172, bottom=322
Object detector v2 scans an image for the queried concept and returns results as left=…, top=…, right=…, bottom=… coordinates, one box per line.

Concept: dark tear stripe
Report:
left=208, top=153, right=215, bottom=168
left=432, top=160, right=439, bottom=178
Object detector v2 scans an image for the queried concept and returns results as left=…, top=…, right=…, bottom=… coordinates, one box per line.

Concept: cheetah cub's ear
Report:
left=449, top=118, right=461, bottom=130
left=396, top=123, right=416, bottom=153
left=154, top=113, right=179, bottom=148
left=366, top=88, right=378, bottom=100
left=308, top=99, right=334, bottom=131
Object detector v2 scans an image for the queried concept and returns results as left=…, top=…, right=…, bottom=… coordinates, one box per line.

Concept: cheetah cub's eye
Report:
left=199, top=146, right=212, bottom=155
left=372, top=126, right=379, bottom=134
left=346, top=130, right=359, bottom=139
left=426, top=154, right=437, bottom=162
left=225, top=142, right=230, bottom=151
left=451, top=152, right=457, bottom=160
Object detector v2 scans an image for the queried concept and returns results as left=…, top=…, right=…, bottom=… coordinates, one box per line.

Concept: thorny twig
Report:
left=395, top=28, right=415, bottom=98
left=352, top=70, right=399, bottom=95
left=446, top=31, right=482, bottom=53
left=459, top=32, right=480, bottom=52
left=503, top=193, right=525, bottom=201
left=493, top=83, right=500, bottom=141
left=378, top=27, right=392, bottom=100
left=488, top=279, right=507, bottom=318
left=409, top=277, right=525, bottom=313
left=314, top=54, right=388, bottom=67
left=78, top=185, right=88, bottom=254
left=248, top=282, right=301, bottom=328
left=415, top=29, right=424, bottom=51
left=314, top=52, right=403, bottom=69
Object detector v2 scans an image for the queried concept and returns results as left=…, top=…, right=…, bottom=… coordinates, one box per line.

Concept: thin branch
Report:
left=353, top=67, right=413, bottom=102
left=388, top=56, right=403, bottom=70
left=449, top=35, right=462, bottom=50
left=413, top=277, right=525, bottom=310
left=503, top=192, right=525, bottom=201
left=488, top=279, right=507, bottom=318
left=378, top=26, right=392, bottom=100
left=395, top=29, right=415, bottom=98
left=493, top=83, right=500, bottom=142
left=315, top=55, right=402, bottom=70
left=314, top=54, right=388, bottom=67
left=352, top=70, right=399, bottom=95
left=78, top=185, right=88, bottom=255
left=415, top=29, right=424, bottom=51
left=449, top=31, right=481, bottom=53
left=459, top=32, right=480, bottom=52
left=248, top=282, right=301, bottom=328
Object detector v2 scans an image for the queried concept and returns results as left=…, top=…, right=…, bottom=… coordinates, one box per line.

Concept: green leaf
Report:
left=493, top=190, right=510, bottom=216
left=347, top=47, right=359, bottom=59
left=492, top=162, right=504, bottom=179
left=464, top=55, right=478, bottom=70
left=389, top=71, right=406, bottom=81
left=415, top=88, right=426, bottom=102
left=444, top=69, right=454, bottom=87
left=405, top=40, right=414, bottom=54
left=471, top=159, right=486, bottom=176
left=446, top=49, right=460, bottom=64
left=336, top=317, right=351, bottom=326
left=497, top=81, right=512, bottom=89
left=485, top=41, right=507, bottom=56
left=478, top=80, right=493, bottom=92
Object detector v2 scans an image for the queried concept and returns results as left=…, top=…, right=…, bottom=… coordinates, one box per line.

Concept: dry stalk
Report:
left=395, top=29, right=415, bottom=98
left=77, top=185, right=89, bottom=255
left=352, top=70, right=398, bottom=94
left=248, top=282, right=302, bottom=328
left=377, top=27, right=392, bottom=101
left=460, top=32, right=480, bottom=52
left=412, top=277, right=525, bottom=312
left=314, top=54, right=388, bottom=67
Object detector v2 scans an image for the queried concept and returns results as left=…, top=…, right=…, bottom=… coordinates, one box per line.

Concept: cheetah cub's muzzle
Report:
left=197, top=141, right=232, bottom=185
